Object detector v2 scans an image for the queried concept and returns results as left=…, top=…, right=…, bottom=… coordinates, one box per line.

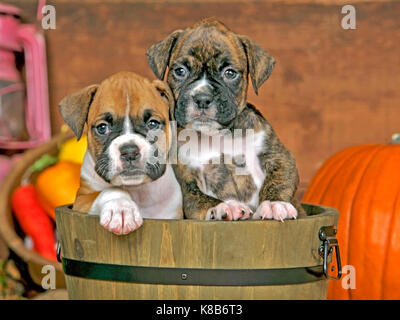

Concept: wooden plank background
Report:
left=8, top=0, right=400, bottom=195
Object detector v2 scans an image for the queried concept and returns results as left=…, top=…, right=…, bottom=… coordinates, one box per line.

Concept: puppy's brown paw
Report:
left=253, top=200, right=297, bottom=222
left=206, top=200, right=253, bottom=221
left=99, top=198, right=143, bottom=235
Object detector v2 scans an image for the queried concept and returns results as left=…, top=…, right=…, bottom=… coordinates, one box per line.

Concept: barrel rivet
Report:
left=181, top=273, right=188, bottom=280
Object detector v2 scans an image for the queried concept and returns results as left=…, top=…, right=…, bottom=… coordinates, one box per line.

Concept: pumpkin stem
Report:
left=391, top=133, right=400, bottom=144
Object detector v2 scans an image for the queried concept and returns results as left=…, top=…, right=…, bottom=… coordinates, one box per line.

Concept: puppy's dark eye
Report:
left=223, top=68, right=238, bottom=80
left=173, top=67, right=188, bottom=79
left=96, top=123, right=110, bottom=135
left=147, top=119, right=161, bottom=130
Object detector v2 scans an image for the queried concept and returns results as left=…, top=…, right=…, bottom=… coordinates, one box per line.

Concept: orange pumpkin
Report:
left=303, top=137, right=400, bottom=300
left=36, top=161, right=81, bottom=220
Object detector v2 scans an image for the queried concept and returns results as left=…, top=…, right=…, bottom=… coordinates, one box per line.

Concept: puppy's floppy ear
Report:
left=146, top=30, right=183, bottom=80
left=238, top=35, right=275, bottom=95
left=58, top=84, right=98, bottom=140
left=152, top=80, right=175, bottom=120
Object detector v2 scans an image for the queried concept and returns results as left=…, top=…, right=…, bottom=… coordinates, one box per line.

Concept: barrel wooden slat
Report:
left=55, top=204, right=338, bottom=300
left=64, top=277, right=328, bottom=300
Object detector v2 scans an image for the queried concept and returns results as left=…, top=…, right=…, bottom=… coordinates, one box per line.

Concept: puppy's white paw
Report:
left=206, top=200, right=253, bottom=221
left=253, top=200, right=297, bottom=222
left=99, top=198, right=143, bottom=235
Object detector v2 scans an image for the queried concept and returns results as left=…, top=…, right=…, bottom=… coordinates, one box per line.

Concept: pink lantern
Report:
left=0, top=2, right=50, bottom=149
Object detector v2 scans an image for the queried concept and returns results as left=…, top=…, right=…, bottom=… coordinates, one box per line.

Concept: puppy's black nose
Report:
left=120, top=144, right=140, bottom=163
left=193, top=93, right=213, bottom=109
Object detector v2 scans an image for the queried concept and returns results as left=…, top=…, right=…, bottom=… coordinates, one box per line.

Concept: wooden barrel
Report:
left=55, top=204, right=339, bottom=300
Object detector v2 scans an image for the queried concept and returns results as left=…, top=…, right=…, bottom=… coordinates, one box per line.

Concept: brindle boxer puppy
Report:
left=59, top=72, right=182, bottom=234
left=147, top=18, right=305, bottom=221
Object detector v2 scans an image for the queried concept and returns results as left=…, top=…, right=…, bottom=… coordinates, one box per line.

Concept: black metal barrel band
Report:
left=62, top=257, right=325, bottom=286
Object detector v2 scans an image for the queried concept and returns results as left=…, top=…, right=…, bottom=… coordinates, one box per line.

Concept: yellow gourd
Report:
left=58, top=135, right=87, bottom=164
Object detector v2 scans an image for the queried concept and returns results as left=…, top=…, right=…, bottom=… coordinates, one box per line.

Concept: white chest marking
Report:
left=83, top=152, right=182, bottom=219
left=179, top=130, right=266, bottom=208
left=124, top=165, right=183, bottom=219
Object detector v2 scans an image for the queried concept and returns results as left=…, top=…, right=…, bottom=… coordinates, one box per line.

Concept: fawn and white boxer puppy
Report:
left=58, top=72, right=182, bottom=234
left=147, top=18, right=305, bottom=221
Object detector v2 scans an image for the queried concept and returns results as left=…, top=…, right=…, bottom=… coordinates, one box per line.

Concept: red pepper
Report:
left=11, top=184, right=57, bottom=261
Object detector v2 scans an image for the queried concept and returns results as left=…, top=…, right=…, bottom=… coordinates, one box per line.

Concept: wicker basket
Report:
left=0, top=132, right=71, bottom=290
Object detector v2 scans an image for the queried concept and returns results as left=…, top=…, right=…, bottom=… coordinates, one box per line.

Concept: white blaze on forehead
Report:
left=123, top=91, right=132, bottom=134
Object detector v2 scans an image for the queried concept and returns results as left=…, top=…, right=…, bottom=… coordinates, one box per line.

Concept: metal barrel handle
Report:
left=319, top=226, right=342, bottom=280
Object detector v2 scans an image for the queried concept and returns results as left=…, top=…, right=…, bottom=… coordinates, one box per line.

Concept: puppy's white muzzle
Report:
left=107, top=133, right=153, bottom=186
